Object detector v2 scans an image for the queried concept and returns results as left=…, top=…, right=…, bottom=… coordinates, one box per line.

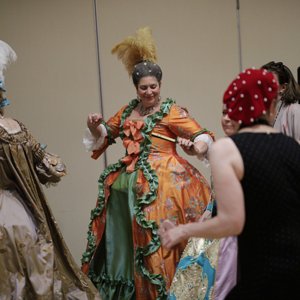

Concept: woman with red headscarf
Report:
left=160, top=68, right=300, bottom=298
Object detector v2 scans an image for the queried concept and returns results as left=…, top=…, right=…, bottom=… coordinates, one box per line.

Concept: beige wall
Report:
left=1, top=0, right=300, bottom=264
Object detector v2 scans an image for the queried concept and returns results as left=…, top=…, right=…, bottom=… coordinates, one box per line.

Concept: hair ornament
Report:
left=0, top=40, right=17, bottom=91
left=111, top=27, right=158, bottom=76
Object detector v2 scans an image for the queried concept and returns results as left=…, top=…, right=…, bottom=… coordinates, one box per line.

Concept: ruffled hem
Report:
left=91, top=274, right=135, bottom=300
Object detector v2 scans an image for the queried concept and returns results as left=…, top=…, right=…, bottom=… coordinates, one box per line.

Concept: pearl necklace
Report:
left=138, top=100, right=161, bottom=116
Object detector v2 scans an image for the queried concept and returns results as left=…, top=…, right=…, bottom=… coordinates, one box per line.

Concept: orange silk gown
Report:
left=82, top=98, right=213, bottom=299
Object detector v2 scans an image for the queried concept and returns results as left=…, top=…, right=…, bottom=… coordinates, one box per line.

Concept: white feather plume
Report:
left=0, top=40, right=17, bottom=83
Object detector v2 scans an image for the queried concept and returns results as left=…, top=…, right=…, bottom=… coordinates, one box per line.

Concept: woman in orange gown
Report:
left=81, top=27, right=214, bottom=299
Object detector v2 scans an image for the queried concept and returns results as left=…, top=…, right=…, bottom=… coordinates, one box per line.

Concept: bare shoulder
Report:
left=209, top=137, right=237, bottom=157
left=209, top=137, right=244, bottom=180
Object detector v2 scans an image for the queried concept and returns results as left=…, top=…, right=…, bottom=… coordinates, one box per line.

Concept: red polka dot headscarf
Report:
left=223, top=68, right=279, bottom=125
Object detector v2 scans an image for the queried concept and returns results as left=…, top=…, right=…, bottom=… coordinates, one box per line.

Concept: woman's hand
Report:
left=87, top=113, right=103, bottom=128
left=177, top=137, right=208, bottom=158
left=177, top=137, right=195, bottom=156
left=159, top=220, right=188, bottom=249
left=87, top=113, right=103, bottom=138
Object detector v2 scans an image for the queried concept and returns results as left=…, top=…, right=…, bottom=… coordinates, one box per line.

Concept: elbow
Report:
left=230, top=217, right=244, bottom=235
left=218, top=214, right=244, bottom=236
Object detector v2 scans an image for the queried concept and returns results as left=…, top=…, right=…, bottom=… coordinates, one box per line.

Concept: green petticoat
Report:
left=89, top=169, right=138, bottom=300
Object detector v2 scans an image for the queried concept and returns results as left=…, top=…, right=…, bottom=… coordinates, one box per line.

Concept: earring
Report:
left=137, top=95, right=141, bottom=102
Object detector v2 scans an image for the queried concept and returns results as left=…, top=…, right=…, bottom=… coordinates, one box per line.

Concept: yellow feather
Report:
left=111, top=27, right=158, bottom=75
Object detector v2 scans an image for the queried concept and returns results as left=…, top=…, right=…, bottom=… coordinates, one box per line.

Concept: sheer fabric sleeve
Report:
left=83, top=124, right=107, bottom=151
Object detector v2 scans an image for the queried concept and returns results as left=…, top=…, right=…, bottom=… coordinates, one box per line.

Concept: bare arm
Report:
left=159, top=137, right=245, bottom=248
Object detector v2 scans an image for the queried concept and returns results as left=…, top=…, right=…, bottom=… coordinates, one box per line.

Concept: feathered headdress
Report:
left=111, top=27, right=158, bottom=75
left=0, top=40, right=17, bottom=91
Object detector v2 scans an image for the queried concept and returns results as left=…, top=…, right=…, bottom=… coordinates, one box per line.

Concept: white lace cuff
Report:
left=194, top=133, right=214, bottom=167
left=194, top=133, right=213, bottom=148
left=83, top=124, right=107, bottom=151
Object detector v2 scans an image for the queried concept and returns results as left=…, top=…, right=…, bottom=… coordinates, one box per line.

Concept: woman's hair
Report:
left=261, top=61, right=300, bottom=105
left=132, top=61, right=162, bottom=87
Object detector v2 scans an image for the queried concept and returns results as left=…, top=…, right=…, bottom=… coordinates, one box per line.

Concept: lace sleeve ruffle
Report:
left=82, top=124, right=107, bottom=151
left=30, top=135, right=67, bottom=186
left=194, top=133, right=213, bottom=148
left=35, top=152, right=67, bottom=186
left=194, top=133, right=214, bottom=167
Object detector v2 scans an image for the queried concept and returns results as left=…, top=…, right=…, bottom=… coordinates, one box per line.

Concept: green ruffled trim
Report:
left=82, top=98, right=175, bottom=300
left=101, top=120, right=116, bottom=145
left=90, top=272, right=135, bottom=289
left=119, top=98, right=175, bottom=298
left=81, top=160, right=125, bottom=265
left=130, top=98, right=174, bottom=299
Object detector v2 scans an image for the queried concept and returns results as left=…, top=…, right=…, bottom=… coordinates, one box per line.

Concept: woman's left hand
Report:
left=159, top=220, right=188, bottom=249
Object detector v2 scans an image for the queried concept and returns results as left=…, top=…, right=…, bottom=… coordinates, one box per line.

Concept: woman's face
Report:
left=271, top=72, right=286, bottom=101
left=221, top=109, right=239, bottom=136
left=136, top=76, right=161, bottom=108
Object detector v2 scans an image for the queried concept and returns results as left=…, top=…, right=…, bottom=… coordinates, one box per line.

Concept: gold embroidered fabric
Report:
left=169, top=237, right=221, bottom=300
left=0, top=121, right=100, bottom=299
